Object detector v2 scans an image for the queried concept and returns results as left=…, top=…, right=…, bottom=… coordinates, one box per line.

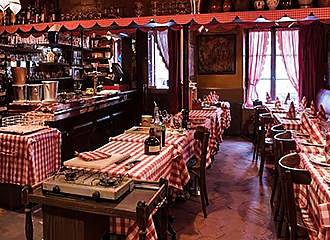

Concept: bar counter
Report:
left=8, top=90, right=138, bottom=161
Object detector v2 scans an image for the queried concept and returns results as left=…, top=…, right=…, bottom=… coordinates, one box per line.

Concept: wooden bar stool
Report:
left=272, top=131, right=296, bottom=237
left=258, top=112, right=275, bottom=184
left=278, top=153, right=311, bottom=240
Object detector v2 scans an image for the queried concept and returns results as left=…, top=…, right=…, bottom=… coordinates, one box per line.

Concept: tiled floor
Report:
left=0, top=137, right=277, bottom=240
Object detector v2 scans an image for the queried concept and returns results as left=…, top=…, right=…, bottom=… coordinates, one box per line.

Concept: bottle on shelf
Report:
left=144, top=127, right=161, bottom=155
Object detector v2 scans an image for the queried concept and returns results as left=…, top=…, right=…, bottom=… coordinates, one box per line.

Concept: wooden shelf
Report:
left=39, top=62, right=70, bottom=67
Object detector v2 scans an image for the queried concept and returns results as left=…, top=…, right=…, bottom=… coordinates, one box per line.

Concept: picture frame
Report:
left=197, top=34, right=236, bottom=74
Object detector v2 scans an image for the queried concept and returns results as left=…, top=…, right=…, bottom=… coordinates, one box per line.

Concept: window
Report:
left=246, top=29, right=299, bottom=106
left=147, top=30, right=169, bottom=89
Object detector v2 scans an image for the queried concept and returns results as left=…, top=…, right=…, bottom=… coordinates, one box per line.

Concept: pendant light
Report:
left=0, top=0, right=10, bottom=12
left=9, top=0, right=21, bottom=14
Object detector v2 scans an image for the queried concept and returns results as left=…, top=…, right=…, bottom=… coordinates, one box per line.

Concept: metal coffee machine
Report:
left=42, top=81, right=58, bottom=103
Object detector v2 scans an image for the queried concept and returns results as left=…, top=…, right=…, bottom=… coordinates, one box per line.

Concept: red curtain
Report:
left=168, top=29, right=181, bottom=114
left=298, top=22, right=327, bottom=103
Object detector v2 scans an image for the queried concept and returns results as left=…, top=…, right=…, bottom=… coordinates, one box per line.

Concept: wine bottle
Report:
left=153, top=104, right=162, bottom=146
left=144, top=127, right=160, bottom=155
left=161, top=123, right=166, bottom=147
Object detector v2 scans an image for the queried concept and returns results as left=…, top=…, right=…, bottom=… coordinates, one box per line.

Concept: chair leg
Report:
left=270, top=171, right=278, bottom=206
left=198, top=177, right=207, bottom=218
left=202, top=176, right=209, bottom=206
left=258, top=141, right=266, bottom=184
left=273, top=184, right=281, bottom=221
left=276, top=196, right=285, bottom=237
left=253, top=132, right=259, bottom=162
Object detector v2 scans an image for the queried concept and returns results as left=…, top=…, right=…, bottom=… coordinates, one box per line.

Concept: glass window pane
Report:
left=275, top=56, right=289, bottom=80
left=256, top=79, right=271, bottom=102
left=275, top=80, right=298, bottom=102
left=259, top=56, right=271, bottom=80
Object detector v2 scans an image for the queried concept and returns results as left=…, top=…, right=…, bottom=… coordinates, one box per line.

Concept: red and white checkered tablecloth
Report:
left=66, top=141, right=186, bottom=240
left=273, top=113, right=301, bottom=130
left=295, top=150, right=330, bottom=240
left=0, top=128, right=62, bottom=186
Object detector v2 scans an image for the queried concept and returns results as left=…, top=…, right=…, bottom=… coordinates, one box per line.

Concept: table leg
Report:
left=25, top=204, right=33, bottom=240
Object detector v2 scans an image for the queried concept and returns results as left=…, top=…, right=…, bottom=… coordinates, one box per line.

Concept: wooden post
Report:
left=182, top=24, right=190, bottom=126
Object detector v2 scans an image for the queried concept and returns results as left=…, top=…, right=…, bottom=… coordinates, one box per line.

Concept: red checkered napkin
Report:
left=78, top=150, right=111, bottom=161
left=326, top=133, right=330, bottom=163
left=266, top=92, right=271, bottom=103
left=310, top=100, right=317, bottom=116
left=318, top=104, right=328, bottom=121
left=300, top=112, right=310, bottom=134
left=300, top=96, right=307, bottom=109
left=275, top=97, right=281, bottom=109
left=284, top=93, right=290, bottom=105
left=286, top=101, right=296, bottom=119
left=309, top=119, right=325, bottom=145
left=319, top=202, right=330, bottom=228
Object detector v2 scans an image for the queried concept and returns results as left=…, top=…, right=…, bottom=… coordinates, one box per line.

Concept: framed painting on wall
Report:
left=197, top=34, right=236, bottom=74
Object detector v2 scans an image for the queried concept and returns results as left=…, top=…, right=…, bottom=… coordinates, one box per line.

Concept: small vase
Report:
left=234, top=0, right=250, bottom=11
left=135, top=1, right=144, bottom=17
left=281, top=0, right=292, bottom=9
left=298, top=0, right=313, bottom=8
left=318, top=0, right=330, bottom=7
left=254, top=0, right=265, bottom=10
left=209, top=0, right=221, bottom=12
left=223, top=0, right=233, bottom=11
left=266, top=0, right=279, bottom=9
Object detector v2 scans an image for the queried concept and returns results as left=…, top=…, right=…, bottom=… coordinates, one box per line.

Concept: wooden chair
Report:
left=258, top=112, right=275, bottom=184
left=253, top=105, right=268, bottom=161
left=272, top=131, right=296, bottom=237
left=278, top=153, right=311, bottom=240
left=188, top=126, right=210, bottom=218
left=270, top=124, right=285, bottom=138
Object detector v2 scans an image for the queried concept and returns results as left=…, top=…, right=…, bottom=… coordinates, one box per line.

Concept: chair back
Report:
left=274, top=131, right=296, bottom=164
left=254, top=106, right=268, bottom=127
left=194, top=126, right=210, bottom=173
left=278, top=153, right=311, bottom=236
left=271, top=124, right=285, bottom=138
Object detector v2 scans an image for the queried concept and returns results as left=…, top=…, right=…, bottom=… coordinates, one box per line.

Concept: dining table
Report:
left=64, top=139, right=188, bottom=240
left=0, top=127, right=62, bottom=186
left=274, top=109, right=330, bottom=240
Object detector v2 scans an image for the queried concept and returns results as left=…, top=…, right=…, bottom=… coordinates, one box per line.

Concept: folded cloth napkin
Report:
left=78, top=150, right=112, bottom=161
left=318, top=104, right=328, bottom=121
left=310, top=100, right=317, bottom=116
left=64, top=153, right=131, bottom=170
left=300, top=96, right=307, bottom=109
left=309, top=119, right=325, bottom=145
left=325, top=133, right=330, bottom=163
left=284, top=93, right=290, bottom=105
left=319, top=202, right=330, bottom=228
left=275, top=97, right=281, bottom=109
left=286, top=101, right=296, bottom=119
left=301, top=113, right=324, bottom=145
left=266, top=92, right=272, bottom=103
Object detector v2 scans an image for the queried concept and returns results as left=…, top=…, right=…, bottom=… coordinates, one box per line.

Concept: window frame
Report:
left=147, top=31, right=169, bottom=90
left=246, top=27, right=299, bottom=103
